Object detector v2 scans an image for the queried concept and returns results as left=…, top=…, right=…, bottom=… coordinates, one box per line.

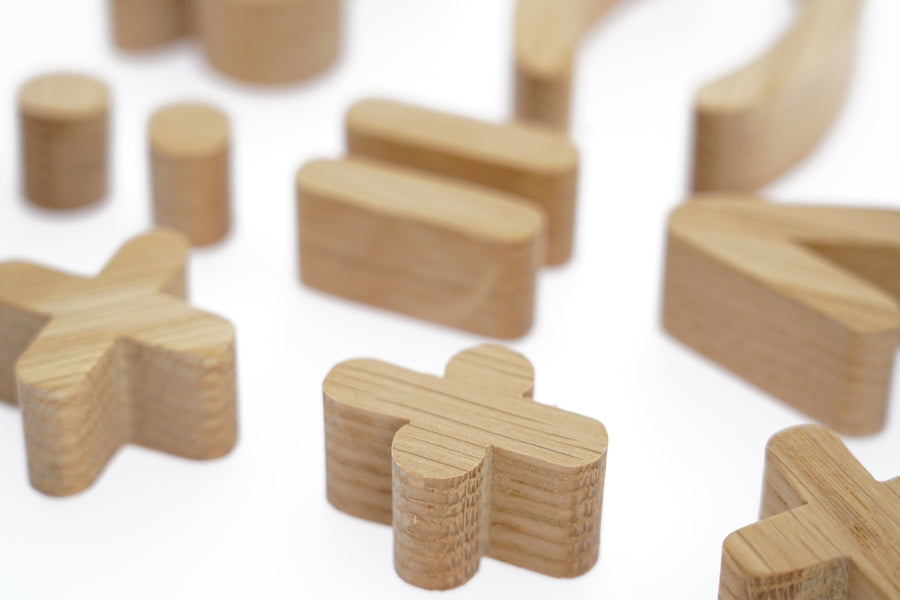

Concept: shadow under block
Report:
left=324, top=344, right=607, bottom=590
left=346, top=99, right=579, bottom=265
left=150, top=102, right=231, bottom=246
left=18, top=73, right=109, bottom=210
left=663, top=198, right=900, bottom=435
left=297, top=159, right=546, bottom=338
left=514, top=0, right=620, bottom=130
left=692, top=0, right=862, bottom=191
left=110, top=0, right=193, bottom=50
left=0, top=230, right=237, bottom=496
left=719, top=425, right=900, bottom=599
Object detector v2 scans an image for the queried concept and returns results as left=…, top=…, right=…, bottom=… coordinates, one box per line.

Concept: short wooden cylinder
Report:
left=197, top=0, right=341, bottom=84
left=110, top=0, right=193, bottom=50
left=19, top=74, right=110, bottom=210
left=149, top=103, right=230, bottom=246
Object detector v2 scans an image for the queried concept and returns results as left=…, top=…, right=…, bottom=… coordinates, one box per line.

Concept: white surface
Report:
left=1, top=1, right=899, bottom=598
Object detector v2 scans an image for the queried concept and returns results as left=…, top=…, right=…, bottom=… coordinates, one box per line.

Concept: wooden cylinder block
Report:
left=110, top=0, right=194, bottom=50
left=149, top=103, right=230, bottom=246
left=19, top=73, right=110, bottom=210
left=197, top=0, right=341, bottom=84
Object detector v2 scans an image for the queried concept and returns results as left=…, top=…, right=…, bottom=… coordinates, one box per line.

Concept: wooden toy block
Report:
left=110, top=0, right=193, bottom=51
left=514, top=0, right=619, bottom=130
left=719, top=425, right=900, bottom=599
left=663, top=197, right=900, bottom=435
left=196, top=0, right=341, bottom=84
left=324, top=344, right=607, bottom=589
left=346, top=99, right=579, bottom=265
left=296, top=159, right=546, bottom=338
left=692, top=0, right=862, bottom=191
left=150, top=102, right=231, bottom=246
left=18, top=73, right=110, bottom=210
left=0, top=230, right=237, bottom=496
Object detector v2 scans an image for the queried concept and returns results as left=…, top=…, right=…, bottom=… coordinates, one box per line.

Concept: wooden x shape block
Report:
left=0, top=230, right=237, bottom=496
left=663, top=198, right=900, bottom=435
left=720, top=425, right=900, bottom=599
left=324, top=345, right=608, bottom=589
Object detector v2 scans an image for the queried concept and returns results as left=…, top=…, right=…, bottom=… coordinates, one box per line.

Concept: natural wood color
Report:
left=692, top=0, right=862, bottom=191
left=110, top=0, right=193, bottom=50
left=346, top=99, right=579, bottom=265
left=0, top=230, right=237, bottom=497
left=719, top=425, right=900, bottom=599
left=514, top=0, right=620, bottom=130
left=150, top=102, right=231, bottom=246
left=18, top=73, right=109, bottom=210
left=297, top=159, right=546, bottom=338
left=196, top=0, right=341, bottom=84
left=324, top=344, right=607, bottom=590
left=663, top=197, right=900, bottom=435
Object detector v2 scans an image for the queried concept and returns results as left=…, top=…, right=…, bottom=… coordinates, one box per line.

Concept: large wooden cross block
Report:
left=0, top=229, right=237, bottom=496
left=323, top=344, right=608, bottom=590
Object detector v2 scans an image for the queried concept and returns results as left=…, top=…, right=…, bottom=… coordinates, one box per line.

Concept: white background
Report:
left=1, top=1, right=899, bottom=598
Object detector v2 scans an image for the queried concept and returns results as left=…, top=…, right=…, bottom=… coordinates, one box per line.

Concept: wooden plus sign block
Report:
left=720, top=425, right=900, bottom=599
left=324, top=344, right=608, bottom=590
left=0, top=230, right=237, bottom=497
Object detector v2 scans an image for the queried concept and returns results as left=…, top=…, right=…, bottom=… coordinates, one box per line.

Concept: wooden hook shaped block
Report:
left=324, top=344, right=608, bottom=589
left=19, top=73, right=110, bottom=210
left=110, top=0, right=194, bottom=51
left=514, top=0, right=619, bottom=130
left=0, top=230, right=237, bottom=496
left=346, top=99, right=579, bottom=265
left=719, top=425, right=900, bottom=599
left=692, top=0, right=862, bottom=191
left=663, top=198, right=900, bottom=435
left=297, top=159, right=546, bottom=338
left=150, top=102, right=231, bottom=246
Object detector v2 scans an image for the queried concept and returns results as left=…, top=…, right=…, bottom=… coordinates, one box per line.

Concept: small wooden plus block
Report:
left=0, top=230, right=237, bottom=496
left=325, top=344, right=607, bottom=589
left=720, top=425, right=900, bottom=599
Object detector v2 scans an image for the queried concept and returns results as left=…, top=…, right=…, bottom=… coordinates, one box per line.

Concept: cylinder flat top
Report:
left=150, top=103, right=229, bottom=157
left=19, top=73, right=108, bottom=119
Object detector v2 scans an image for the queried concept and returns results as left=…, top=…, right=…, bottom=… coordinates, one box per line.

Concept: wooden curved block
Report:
left=110, top=0, right=193, bottom=50
left=346, top=99, right=579, bottom=264
left=0, top=230, right=237, bottom=496
left=324, top=344, right=608, bottom=589
left=719, top=425, right=900, bottom=599
left=514, top=0, right=620, bottom=130
left=692, top=0, right=863, bottom=191
left=663, top=197, right=900, bottom=435
left=296, top=159, right=546, bottom=338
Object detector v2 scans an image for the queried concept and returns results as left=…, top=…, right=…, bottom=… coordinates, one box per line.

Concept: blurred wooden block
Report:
left=692, top=0, right=862, bottom=191
left=346, top=99, right=579, bottom=265
left=18, top=73, right=110, bottom=210
left=719, top=425, right=900, bottom=599
left=0, top=230, right=237, bottom=497
left=297, top=159, right=546, bottom=338
left=150, top=102, right=231, bottom=246
left=514, top=0, right=619, bottom=130
left=663, top=198, right=900, bottom=435
left=324, top=344, right=607, bottom=589
left=110, top=0, right=193, bottom=50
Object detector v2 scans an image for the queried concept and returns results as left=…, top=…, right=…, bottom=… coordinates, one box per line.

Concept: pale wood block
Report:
left=0, top=230, right=237, bottom=496
left=110, top=0, right=193, bottom=50
left=719, top=425, right=900, bottom=599
left=18, top=73, right=110, bottom=210
left=150, top=102, right=231, bottom=246
left=324, top=344, right=607, bottom=589
left=663, top=197, right=900, bottom=435
left=692, top=0, right=862, bottom=191
left=346, top=99, right=579, bottom=265
left=297, top=159, right=546, bottom=338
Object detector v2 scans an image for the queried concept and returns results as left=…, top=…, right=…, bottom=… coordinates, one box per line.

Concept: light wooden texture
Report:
left=719, top=425, right=900, bottom=599
left=150, top=102, right=231, bottom=246
left=514, top=0, right=619, bottom=130
left=0, top=230, right=237, bottom=497
left=663, top=197, right=900, bottom=435
left=18, top=73, right=110, bottom=210
left=324, top=344, right=607, bottom=589
left=196, top=0, right=341, bottom=84
left=692, top=0, right=862, bottom=191
left=346, top=99, right=579, bottom=265
left=110, top=0, right=193, bottom=50
left=297, top=159, right=546, bottom=338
